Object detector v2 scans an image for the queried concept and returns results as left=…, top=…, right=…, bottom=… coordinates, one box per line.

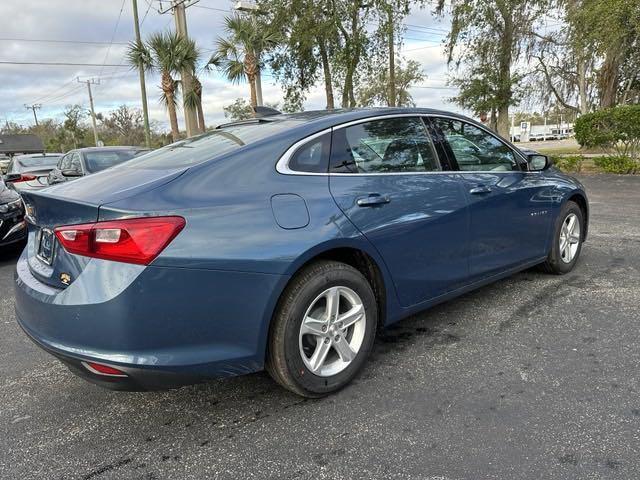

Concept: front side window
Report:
left=433, top=118, right=521, bottom=172
left=330, top=117, right=440, bottom=173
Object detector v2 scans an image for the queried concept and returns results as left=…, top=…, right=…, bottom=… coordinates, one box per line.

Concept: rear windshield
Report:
left=84, top=150, right=141, bottom=173
left=120, top=119, right=302, bottom=169
left=17, top=156, right=61, bottom=169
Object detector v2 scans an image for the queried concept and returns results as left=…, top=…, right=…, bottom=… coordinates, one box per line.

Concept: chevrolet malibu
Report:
left=15, top=108, right=588, bottom=397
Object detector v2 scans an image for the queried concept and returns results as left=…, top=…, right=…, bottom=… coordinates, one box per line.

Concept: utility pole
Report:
left=24, top=104, right=41, bottom=126
left=159, top=0, right=200, bottom=137
left=235, top=1, right=264, bottom=106
left=78, top=77, right=100, bottom=146
left=132, top=0, right=151, bottom=147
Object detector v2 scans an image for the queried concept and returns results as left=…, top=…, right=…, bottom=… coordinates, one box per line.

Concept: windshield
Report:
left=16, top=156, right=61, bottom=170
left=84, top=150, right=141, bottom=173
left=120, top=119, right=303, bottom=169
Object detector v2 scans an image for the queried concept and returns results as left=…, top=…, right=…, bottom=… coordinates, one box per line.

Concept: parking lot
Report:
left=1, top=174, right=639, bottom=480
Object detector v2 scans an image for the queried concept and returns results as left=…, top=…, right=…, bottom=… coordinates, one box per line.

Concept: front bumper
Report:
left=14, top=249, right=289, bottom=390
left=0, top=218, right=26, bottom=247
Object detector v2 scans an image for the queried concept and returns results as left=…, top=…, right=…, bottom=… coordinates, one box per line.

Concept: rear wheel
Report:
left=266, top=261, right=377, bottom=397
left=541, top=201, right=584, bottom=274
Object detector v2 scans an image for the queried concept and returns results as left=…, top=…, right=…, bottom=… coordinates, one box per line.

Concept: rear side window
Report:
left=84, top=150, right=139, bottom=173
left=330, top=117, right=440, bottom=174
left=287, top=133, right=330, bottom=173
left=121, top=120, right=304, bottom=170
left=59, top=153, right=72, bottom=170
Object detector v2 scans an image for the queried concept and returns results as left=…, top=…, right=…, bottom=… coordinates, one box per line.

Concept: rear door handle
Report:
left=356, top=194, right=391, bottom=207
left=469, top=185, right=492, bottom=195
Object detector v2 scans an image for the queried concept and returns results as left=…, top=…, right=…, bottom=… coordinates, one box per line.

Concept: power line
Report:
left=141, top=0, right=154, bottom=25
left=192, top=4, right=231, bottom=13
left=0, top=37, right=129, bottom=46
left=0, top=61, right=129, bottom=67
left=99, top=0, right=127, bottom=78
left=40, top=85, right=86, bottom=105
left=30, top=78, right=77, bottom=104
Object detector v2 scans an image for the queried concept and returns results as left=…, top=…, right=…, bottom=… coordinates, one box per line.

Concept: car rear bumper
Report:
left=14, top=250, right=289, bottom=390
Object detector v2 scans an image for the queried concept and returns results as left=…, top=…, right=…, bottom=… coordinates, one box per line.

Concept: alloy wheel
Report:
left=559, top=212, right=581, bottom=263
left=298, top=286, right=366, bottom=377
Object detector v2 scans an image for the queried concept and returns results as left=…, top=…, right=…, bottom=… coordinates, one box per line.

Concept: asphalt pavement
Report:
left=1, top=174, right=639, bottom=480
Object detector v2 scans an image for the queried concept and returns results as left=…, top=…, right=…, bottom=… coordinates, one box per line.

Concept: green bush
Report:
left=593, top=155, right=639, bottom=174
left=553, top=155, right=584, bottom=173
left=575, top=105, right=640, bottom=158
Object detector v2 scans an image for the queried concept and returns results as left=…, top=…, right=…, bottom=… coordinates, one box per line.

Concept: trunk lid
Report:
left=20, top=166, right=187, bottom=289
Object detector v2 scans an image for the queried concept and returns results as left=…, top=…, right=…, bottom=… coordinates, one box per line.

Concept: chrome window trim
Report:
left=425, top=113, right=530, bottom=168
left=275, top=112, right=533, bottom=176
left=275, top=128, right=332, bottom=176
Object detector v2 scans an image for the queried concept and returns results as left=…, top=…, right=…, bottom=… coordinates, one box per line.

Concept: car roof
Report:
left=13, top=153, right=63, bottom=159
left=217, top=107, right=475, bottom=137
left=74, top=146, right=147, bottom=153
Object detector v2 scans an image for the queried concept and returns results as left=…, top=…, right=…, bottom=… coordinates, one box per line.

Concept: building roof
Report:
left=0, top=134, right=44, bottom=155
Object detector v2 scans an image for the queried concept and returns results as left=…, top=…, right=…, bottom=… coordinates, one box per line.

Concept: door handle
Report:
left=356, top=194, right=391, bottom=207
left=469, top=185, right=492, bottom=195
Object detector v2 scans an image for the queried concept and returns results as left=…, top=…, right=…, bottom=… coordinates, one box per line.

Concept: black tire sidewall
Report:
left=281, top=265, right=377, bottom=396
left=549, top=201, right=584, bottom=274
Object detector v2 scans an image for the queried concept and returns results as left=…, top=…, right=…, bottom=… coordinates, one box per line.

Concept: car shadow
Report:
left=0, top=241, right=25, bottom=267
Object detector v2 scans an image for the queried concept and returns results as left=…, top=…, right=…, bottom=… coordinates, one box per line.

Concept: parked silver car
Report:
left=4, top=153, right=63, bottom=192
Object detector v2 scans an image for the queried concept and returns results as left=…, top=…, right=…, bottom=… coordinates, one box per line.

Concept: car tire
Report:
left=266, top=260, right=378, bottom=398
left=541, top=201, right=584, bottom=274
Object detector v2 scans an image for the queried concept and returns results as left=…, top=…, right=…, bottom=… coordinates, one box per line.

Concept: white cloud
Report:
left=0, top=0, right=470, bottom=131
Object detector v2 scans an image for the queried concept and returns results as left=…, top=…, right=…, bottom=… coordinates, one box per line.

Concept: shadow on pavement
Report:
left=0, top=241, right=25, bottom=267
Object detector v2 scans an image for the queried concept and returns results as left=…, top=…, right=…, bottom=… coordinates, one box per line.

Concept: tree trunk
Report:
left=577, top=56, right=589, bottom=114
left=387, top=7, right=396, bottom=107
left=497, top=106, right=510, bottom=138
left=162, top=70, right=180, bottom=141
left=248, top=75, right=258, bottom=109
left=255, top=66, right=264, bottom=107
left=193, top=77, right=205, bottom=131
left=599, top=47, right=620, bottom=108
left=341, top=1, right=361, bottom=108
left=245, top=51, right=259, bottom=109
left=342, top=71, right=352, bottom=108
left=496, top=7, right=513, bottom=138
left=318, top=38, right=335, bottom=109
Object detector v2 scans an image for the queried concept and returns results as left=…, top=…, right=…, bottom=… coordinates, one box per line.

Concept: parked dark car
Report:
left=4, top=153, right=63, bottom=192
left=0, top=176, right=26, bottom=248
left=47, top=147, right=150, bottom=185
left=15, top=108, right=588, bottom=397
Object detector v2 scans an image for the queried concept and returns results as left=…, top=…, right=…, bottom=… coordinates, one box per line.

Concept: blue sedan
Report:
left=15, top=108, right=588, bottom=397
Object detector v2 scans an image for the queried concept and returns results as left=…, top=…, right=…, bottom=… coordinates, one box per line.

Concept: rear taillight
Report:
left=54, top=216, right=185, bottom=265
left=14, top=174, right=36, bottom=183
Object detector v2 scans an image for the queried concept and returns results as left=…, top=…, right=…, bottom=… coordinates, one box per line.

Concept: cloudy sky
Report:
left=0, top=0, right=460, bottom=131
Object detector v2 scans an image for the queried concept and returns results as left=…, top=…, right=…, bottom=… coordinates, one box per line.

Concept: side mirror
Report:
left=61, top=169, right=82, bottom=178
left=3, top=173, right=21, bottom=183
left=528, top=154, right=552, bottom=171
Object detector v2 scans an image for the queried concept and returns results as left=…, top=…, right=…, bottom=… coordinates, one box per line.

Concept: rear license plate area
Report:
left=37, top=228, right=55, bottom=265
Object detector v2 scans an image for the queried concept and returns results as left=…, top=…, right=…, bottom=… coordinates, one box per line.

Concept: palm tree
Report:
left=178, top=37, right=206, bottom=132
left=209, top=14, right=280, bottom=109
left=127, top=31, right=198, bottom=141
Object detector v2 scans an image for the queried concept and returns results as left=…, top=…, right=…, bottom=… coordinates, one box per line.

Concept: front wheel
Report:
left=541, top=201, right=584, bottom=274
left=266, top=261, right=377, bottom=397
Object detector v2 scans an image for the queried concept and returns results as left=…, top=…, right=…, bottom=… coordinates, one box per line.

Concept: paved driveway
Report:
left=1, top=175, right=639, bottom=479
